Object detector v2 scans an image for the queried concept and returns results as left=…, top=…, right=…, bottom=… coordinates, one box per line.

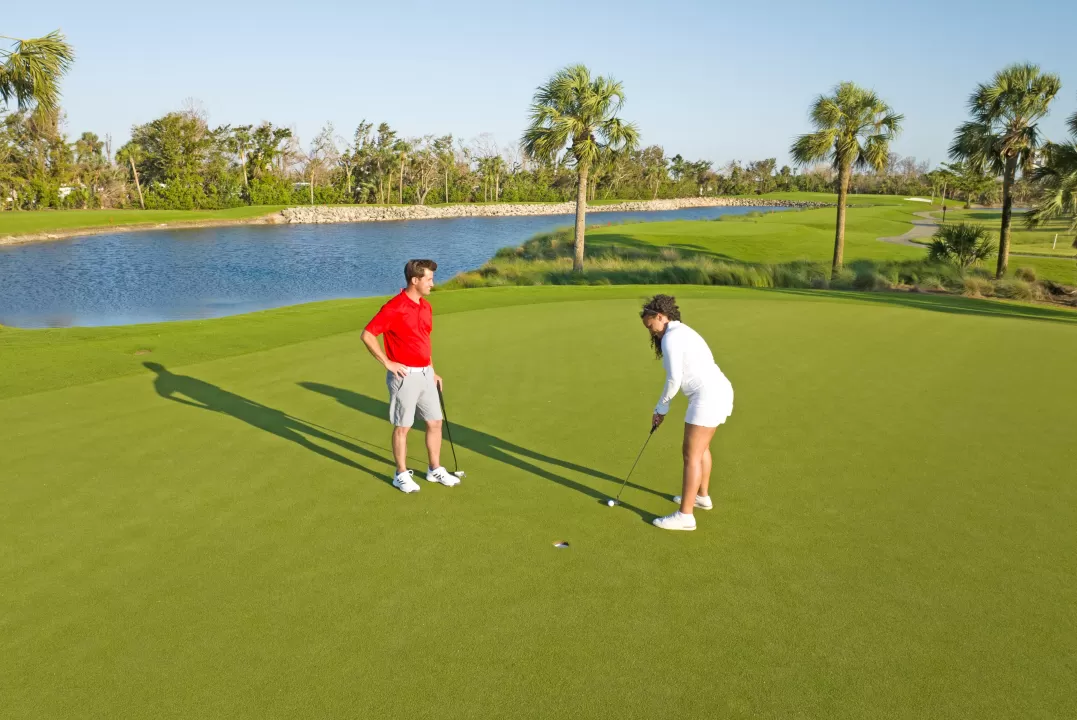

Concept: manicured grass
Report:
left=579, top=202, right=1075, bottom=286
left=929, top=208, right=1077, bottom=258
left=0, top=206, right=287, bottom=237
left=752, top=191, right=962, bottom=207
left=591, top=204, right=923, bottom=263
left=3, top=286, right=1076, bottom=718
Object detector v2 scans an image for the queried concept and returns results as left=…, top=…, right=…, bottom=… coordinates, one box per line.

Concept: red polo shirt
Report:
left=364, top=290, right=433, bottom=367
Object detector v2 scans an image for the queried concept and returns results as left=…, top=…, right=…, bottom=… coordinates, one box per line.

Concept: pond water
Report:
left=0, top=205, right=782, bottom=328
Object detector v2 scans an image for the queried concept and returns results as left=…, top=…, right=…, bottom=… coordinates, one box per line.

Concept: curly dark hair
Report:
left=640, top=294, right=681, bottom=358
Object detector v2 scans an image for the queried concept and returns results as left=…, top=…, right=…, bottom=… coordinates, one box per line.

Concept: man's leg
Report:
left=387, top=373, right=422, bottom=492
left=425, top=419, right=443, bottom=470
left=415, top=371, right=458, bottom=485
left=392, top=425, right=410, bottom=474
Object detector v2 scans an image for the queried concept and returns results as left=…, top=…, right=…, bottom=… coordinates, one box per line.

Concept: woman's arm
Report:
left=655, top=332, right=684, bottom=415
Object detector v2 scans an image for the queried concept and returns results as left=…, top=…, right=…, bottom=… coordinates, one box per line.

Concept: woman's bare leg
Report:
left=680, top=423, right=717, bottom=514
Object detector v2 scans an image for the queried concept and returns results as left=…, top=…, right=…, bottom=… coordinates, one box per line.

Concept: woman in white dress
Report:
left=641, top=295, right=735, bottom=531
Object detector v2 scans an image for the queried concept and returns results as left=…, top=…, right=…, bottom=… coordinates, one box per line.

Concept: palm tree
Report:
left=115, top=143, right=145, bottom=209
left=74, top=131, right=105, bottom=206
left=522, top=64, right=639, bottom=272
left=1028, top=107, right=1077, bottom=234
left=1, top=31, right=74, bottom=113
left=791, top=82, right=903, bottom=273
left=928, top=223, right=996, bottom=268
left=949, top=63, right=1061, bottom=278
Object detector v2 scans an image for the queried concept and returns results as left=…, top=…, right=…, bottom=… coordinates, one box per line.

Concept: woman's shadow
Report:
left=299, top=381, right=668, bottom=521
left=143, top=362, right=395, bottom=486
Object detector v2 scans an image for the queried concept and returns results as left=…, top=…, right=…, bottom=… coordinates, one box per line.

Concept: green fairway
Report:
left=605, top=207, right=1075, bottom=285
left=0, top=206, right=287, bottom=238
left=590, top=203, right=923, bottom=263
left=930, top=208, right=1077, bottom=258
left=462, top=196, right=1076, bottom=288
left=2, top=286, right=1076, bottom=718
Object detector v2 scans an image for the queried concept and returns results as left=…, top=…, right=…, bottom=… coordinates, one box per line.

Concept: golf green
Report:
left=3, top=286, right=1075, bottom=718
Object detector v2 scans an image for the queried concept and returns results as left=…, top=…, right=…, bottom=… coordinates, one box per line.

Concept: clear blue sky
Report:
left=8, top=0, right=1077, bottom=168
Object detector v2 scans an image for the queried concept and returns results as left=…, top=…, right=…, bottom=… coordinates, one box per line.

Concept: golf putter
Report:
left=437, top=386, right=466, bottom=478
left=607, top=422, right=658, bottom=507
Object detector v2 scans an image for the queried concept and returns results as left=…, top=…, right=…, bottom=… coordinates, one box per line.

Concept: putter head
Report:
left=453, top=470, right=466, bottom=478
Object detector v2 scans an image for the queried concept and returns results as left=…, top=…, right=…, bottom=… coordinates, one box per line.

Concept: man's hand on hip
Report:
left=385, top=361, right=409, bottom=379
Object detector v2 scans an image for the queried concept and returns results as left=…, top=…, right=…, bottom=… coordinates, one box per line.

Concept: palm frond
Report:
left=1028, top=140, right=1077, bottom=231
left=950, top=121, right=1006, bottom=175
left=0, top=31, right=74, bottom=112
left=860, top=135, right=890, bottom=171
left=790, top=130, right=834, bottom=165
left=599, top=117, right=639, bottom=152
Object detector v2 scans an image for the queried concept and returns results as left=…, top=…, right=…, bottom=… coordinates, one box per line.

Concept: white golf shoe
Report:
left=652, top=511, right=697, bottom=531
left=392, top=470, right=421, bottom=493
left=426, top=466, right=461, bottom=487
left=673, top=494, right=713, bottom=510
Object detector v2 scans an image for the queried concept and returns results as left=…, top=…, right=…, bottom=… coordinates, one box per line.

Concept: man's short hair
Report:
left=405, top=259, right=438, bottom=284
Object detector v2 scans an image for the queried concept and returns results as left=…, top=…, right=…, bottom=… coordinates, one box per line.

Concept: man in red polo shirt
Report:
left=361, top=259, right=461, bottom=493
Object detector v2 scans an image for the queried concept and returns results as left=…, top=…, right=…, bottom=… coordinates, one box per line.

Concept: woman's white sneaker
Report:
left=652, top=511, right=697, bottom=531
left=426, top=466, right=461, bottom=487
left=393, top=470, right=421, bottom=493
left=673, top=494, right=713, bottom=510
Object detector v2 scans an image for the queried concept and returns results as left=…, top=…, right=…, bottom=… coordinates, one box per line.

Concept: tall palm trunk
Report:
left=573, top=165, right=589, bottom=273
left=997, top=154, right=1018, bottom=279
left=832, top=162, right=851, bottom=272
left=130, top=156, right=145, bottom=210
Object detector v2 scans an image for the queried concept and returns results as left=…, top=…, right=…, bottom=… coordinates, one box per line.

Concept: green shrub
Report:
left=1015, top=267, right=1037, bottom=282
left=962, top=277, right=994, bottom=297
left=994, top=279, right=1035, bottom=301
left=830, top=269, right=857, bottom=290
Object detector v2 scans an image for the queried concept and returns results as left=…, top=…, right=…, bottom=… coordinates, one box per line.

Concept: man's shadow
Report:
left=143, top=363, right=394, bottom=485
left=300, top=382, right=668, bottom=521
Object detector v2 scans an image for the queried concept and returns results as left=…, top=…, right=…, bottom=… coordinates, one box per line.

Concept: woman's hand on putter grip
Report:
left=652, top=412, right=665, bottom=429
left=435, top=375, right=443, bottom=391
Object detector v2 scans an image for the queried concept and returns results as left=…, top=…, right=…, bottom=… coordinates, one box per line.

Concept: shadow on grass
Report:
left=587, top=232, right=741, bottom=263
left=143, top=362, right=395, bottom=486
left=770, top=288, right=1077, bottom=325
left=299, top=382, right=668, bottom=521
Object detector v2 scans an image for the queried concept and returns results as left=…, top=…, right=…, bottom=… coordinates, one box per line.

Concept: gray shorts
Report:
left=387, top=368, right=443, bottom=428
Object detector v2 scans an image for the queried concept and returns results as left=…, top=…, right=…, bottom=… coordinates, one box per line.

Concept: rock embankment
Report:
left=273, top=197, right=827, bottom=224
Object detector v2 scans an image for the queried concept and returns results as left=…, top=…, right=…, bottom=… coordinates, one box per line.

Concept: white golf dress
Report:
left=655, top=320, right=734, bottom=428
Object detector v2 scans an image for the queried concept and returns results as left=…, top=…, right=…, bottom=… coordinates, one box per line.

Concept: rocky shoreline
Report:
left=272, top=196, right=827, bottom=225
left=0, top=197, right=828, bottom=246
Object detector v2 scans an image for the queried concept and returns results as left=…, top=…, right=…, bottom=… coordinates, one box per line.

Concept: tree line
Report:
left=5, top=32, right=944, bottom=214
left=0, top=103, right=949, bottom=213
left=3, top=31, right=1074, bottom=281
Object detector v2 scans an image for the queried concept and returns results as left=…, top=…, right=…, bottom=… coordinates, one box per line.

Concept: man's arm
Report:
left=361, top=330, right=408, bottom=378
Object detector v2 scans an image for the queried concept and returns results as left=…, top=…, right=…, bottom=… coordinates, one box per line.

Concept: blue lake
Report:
left=0, top=206, right=782, bottom=328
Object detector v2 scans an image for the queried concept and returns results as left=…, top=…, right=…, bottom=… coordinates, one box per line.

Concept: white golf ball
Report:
left=607, top=500, right=616, bottom=507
